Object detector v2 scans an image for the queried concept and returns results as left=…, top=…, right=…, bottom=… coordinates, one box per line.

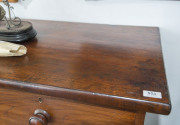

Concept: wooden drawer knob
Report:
left=29, top=109, right=50, bottom=125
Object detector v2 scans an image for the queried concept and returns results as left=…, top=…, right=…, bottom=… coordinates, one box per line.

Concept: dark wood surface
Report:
left=0, top=88, right=136, bottom=125
left=0, top=20, right=171, bottom=115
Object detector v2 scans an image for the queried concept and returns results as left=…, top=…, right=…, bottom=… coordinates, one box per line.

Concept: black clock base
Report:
left=0, top=21, right=37, bottom=43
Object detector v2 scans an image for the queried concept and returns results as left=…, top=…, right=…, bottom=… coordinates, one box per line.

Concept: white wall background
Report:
left=3, top=0, right=180, bottom=124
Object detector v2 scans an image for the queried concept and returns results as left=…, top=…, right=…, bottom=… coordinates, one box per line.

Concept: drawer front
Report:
left=0, top=88, right=136, bottom=125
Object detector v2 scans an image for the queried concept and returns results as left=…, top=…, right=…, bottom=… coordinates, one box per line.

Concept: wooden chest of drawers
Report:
left=0, top=20, right=171, bottom=125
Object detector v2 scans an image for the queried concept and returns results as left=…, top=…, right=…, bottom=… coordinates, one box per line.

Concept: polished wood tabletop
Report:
left=0, top=20, right=171, bottom=115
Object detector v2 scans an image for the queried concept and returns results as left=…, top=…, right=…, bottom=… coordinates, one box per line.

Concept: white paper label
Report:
left=143, top=90, right=162, bottom=99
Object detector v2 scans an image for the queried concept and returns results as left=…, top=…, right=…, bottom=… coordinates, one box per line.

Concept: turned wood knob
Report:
left=29, top=109, right=51, bottom=125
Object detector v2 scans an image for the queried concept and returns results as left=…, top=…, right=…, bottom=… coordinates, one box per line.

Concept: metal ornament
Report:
left=3, top=0, right=21, bottom=29
left=0, top=0, right=37, bottom=42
